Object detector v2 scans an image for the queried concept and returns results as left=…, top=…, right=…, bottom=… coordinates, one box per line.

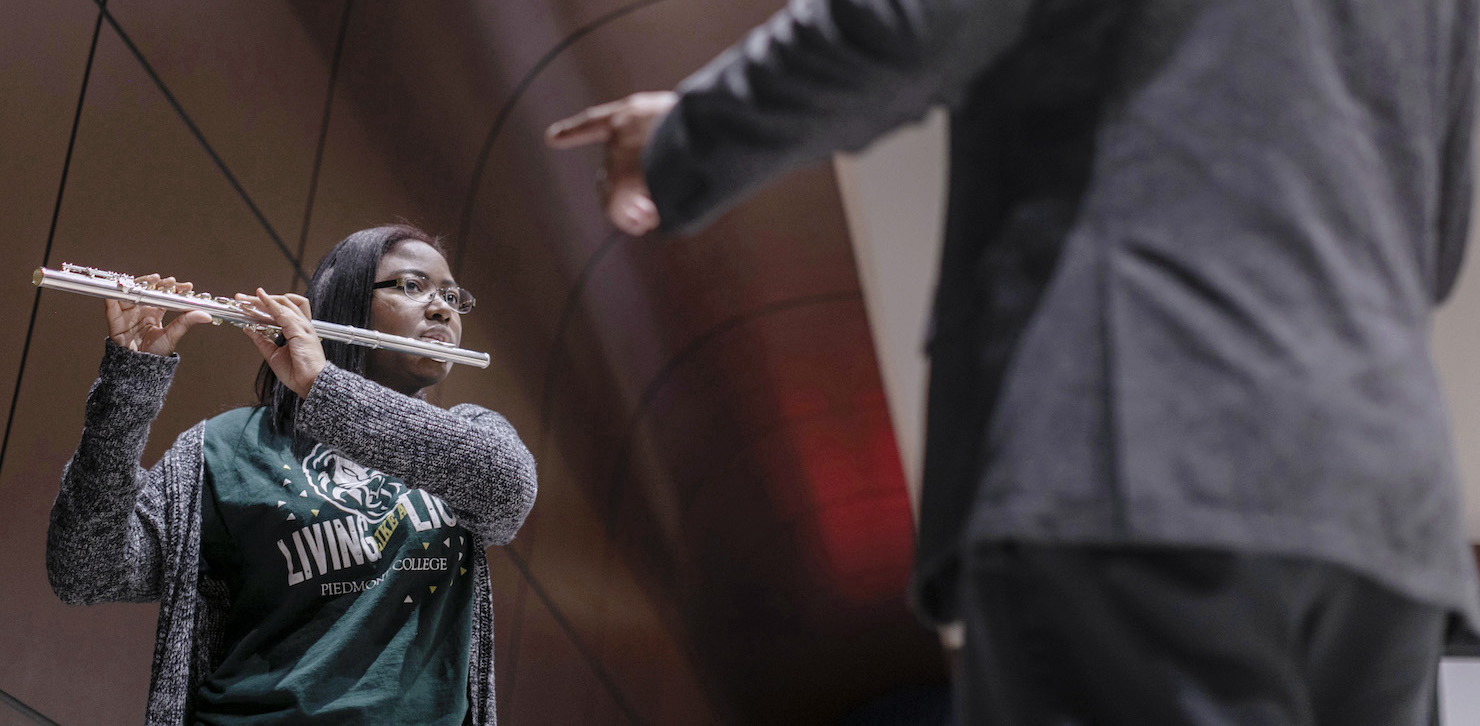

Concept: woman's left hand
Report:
left=239, top=289, right=326, bottom=398
left=106, top=275, right=213, bottom=356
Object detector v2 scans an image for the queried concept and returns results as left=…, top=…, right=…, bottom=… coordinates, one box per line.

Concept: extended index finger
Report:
left=254, top=289, right=312, bottom=334
left=544, top=101, right=623, bottom=149
left=282, top=292, right=312, bottom=320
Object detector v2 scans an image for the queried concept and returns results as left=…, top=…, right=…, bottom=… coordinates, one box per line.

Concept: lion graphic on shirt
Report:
left=301, top=444, right=406, bottom=524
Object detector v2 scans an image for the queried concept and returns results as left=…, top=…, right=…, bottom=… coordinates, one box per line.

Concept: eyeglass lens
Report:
left=401, top=277, right=475, bottom=313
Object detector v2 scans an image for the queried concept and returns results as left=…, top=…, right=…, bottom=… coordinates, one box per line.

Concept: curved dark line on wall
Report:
left=700, top=488, right=907, bottom=579
left=537, top=229, right=624, bottom=438
left=602, top=291, right=864, bottom=532
left=293, top=0, right=355, bottom=291
left=518, top=231, right=623, bottom=714
left=676, top=409, right=841, bottom=517
left=0, top=2, right=108, bottom=485
left=443, top=4, right=677, bottom=718
left=669, top=413, right=908, bottom=595
left=451, top=0, right=668, bottom=273
left=663, top=410, right=865, bottom=605
left=499, top=546, right=651, bottom=726
left=678, top=391, right=904, bottom=520
left=97, top=6, right=308, bottom=284
left=518, top=228, right=622, bottom=715
left=662, top=394, right=908, bottom=603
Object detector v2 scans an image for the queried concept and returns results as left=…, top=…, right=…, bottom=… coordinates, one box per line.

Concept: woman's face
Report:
left=363, top=240, right=465, bottom=396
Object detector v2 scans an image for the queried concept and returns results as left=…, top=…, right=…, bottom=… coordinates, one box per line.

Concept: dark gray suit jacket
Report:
left=644, top=0, right=1480, bottom=627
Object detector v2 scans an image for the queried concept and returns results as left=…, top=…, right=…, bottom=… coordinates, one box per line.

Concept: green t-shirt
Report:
left=194, top=407, right=476, bottom=725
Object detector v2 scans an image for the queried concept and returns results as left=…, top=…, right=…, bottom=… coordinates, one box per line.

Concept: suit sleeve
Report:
left=47, top=340, right=180, bottom=605
left=645, top=0, right=1033, bottom=234
left=295, top=363, right=538, bottom=546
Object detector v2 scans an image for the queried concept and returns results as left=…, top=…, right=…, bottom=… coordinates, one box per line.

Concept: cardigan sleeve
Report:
left=47, top=339, right=183, bottom=605
left=294, top=363, right=537, bottom=546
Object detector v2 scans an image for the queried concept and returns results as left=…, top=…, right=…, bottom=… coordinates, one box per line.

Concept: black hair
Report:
left=256, top=223, right=447, bottom=439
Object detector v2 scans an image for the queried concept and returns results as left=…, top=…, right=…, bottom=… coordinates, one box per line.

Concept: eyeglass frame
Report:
left=371, top=274, right=476, bottom=314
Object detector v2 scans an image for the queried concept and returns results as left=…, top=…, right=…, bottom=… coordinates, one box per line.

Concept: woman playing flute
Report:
left=46, top=224, right=537, bottom=726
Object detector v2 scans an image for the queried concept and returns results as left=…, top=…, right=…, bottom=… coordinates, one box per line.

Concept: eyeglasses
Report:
left=372, top=275, right=476, bottom=314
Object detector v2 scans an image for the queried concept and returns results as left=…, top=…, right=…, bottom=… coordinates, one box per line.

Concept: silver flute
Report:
left=33, top=264, right=491, bottom=369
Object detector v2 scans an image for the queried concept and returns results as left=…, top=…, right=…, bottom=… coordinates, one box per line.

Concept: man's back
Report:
left=916, top=0, right=1480, bottom=625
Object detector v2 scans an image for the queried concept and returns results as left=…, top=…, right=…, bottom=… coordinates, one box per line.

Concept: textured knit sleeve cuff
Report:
left=90, top=338, right=180, bottom=427
left=296, top=361, right=367, bottom=432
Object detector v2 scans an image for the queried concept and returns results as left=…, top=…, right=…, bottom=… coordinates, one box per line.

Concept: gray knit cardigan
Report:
left=47, top=341, right=538, bottom=725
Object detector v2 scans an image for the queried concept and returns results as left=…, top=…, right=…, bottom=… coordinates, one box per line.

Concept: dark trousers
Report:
left=956, top=544, right=1446, bottom=726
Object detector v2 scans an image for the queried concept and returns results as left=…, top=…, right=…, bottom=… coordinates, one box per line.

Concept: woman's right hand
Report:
left=105, top=274, right=213, bottom=356
left=238, top=289, right=326, bottom=398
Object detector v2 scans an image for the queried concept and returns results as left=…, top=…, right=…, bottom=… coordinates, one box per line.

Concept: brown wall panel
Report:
left=499, top=585, right=615, bottom=725
left=0, top=0, right=98, bottom=484
left=104, top=0, right=340, bottom=257
left=585, top=556, right=730, bottom=726
left=506, top=452, right=726, bottom=723
left=46, top=32, right=295, bottom=294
